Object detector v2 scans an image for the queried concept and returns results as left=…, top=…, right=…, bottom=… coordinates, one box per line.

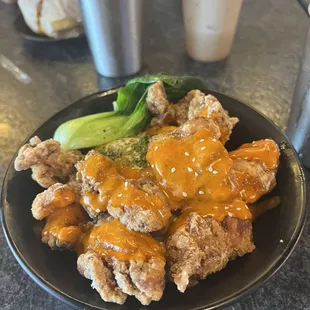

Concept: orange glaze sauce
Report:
left=42, top=203, right=88, bottom=245
left=198, top=109, right=229, bottom=143
left=79, top=219, right=165, bottom=261
left=145, top=125, right=177, bottom=136
left=229, top=139, right=280, bottom=203
left=229, top=139, right=280, bottom=170
left=119, top=165, right=154, bottom=180
left=168, top=199, right=252, bottom=235
left=146, top=128, right=239, bottom=206
left=51, top=187, right=76, bottom=208
left=35, top=187, right=77, bottom=220
left=249, top=196, right=280, bottom=221
left=79, top=152, right=170, bottom=224
left=233, top=169, right=266, bottom=203
left=109, top=182, right=171, bottom=225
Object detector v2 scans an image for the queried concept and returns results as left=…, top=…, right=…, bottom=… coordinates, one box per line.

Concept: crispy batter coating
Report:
left=14, top=136, right=83, bottom=188
left=146, top=86, right=238, bottom=143
left=166, top=213, right=255, bottom=292
left=146, top=81, right=170, bottom=115
left=32, top=183, right=77, bottom=220
left=188, top=93, right=239, bottom=143
left=76, top=151, right=171, bottom=232
left=77, top=251, right=127, bottom=305
left=41, top=204, right=88, bottom=250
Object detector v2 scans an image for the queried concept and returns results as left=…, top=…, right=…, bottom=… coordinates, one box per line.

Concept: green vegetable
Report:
left=128, top=73, right=205, bottom=101
left=53, top=73, right=204, bottom=150
left=96, top=136, right=150, bottom=168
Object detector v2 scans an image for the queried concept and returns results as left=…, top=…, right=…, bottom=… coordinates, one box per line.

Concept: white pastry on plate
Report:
left=18, top=0, right=83, bottom=39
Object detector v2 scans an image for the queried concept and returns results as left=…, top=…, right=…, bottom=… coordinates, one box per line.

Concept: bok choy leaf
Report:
left=53, top=73, right=203, bottom=150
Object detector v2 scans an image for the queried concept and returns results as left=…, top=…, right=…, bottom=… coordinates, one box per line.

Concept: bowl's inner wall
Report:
left=2, top=91, right=305, bottom=310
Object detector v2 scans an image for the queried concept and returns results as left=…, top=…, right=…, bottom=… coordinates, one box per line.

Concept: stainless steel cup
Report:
left=286, top=24, right=310, bottom=168
left=79, top=0, right=142, bottom=77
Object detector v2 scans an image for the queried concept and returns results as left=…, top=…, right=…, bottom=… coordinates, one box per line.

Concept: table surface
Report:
left=0, top=0, right=310, bottom=309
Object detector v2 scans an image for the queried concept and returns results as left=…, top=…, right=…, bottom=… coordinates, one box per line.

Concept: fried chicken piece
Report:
left=77, top=151, right=171, bottom=232
left=147, top=118, right=238, bottom=204
left=173, top=117, right=221, bottom=140
left=147, top=81, right=191, bottom=127
left=41, top=203, right=88, bottom=249
left=77, top=251, right=127, bottom=305
left=107, top=178, right=171, bottom=233
left=146, top=81, right=170, bottom=115
left=188, top=92, right=239, bottom=144
left=32, top=183, right=77, bottom=220
left=14, top=136, right=83, bottom=188
left=230, top=139, right=280, bottom=203
left=77, top=219, right=166, bottom=305
left=146, top=86, right=238, bottom=143
left=150, top=117, right=221, bottom=145
left=112, top=257, right=165, bottom=305
left=166, top=213, right=255, bottom=292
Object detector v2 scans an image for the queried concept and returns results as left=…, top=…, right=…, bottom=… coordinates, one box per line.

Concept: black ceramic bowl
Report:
left=1, top=89, right=306, bottom=310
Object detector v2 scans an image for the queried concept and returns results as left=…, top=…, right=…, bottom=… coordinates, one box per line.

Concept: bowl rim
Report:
left=1, top=88, right=307, bottom=310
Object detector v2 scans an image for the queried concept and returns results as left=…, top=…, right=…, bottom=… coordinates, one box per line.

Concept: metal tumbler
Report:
left=286, top=24, right=310, bottom=168
left=79, top=0, right=143, bottom=78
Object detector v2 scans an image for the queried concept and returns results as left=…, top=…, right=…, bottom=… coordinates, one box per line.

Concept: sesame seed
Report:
left=228, top=212, right=233, bottom=217
left=236, top=207, right=241, bottom=211
left=192, top=157, right=196, bottom=162
left=185, top=152, right=190, bottom=156
left=187, top=167, right=193, bottom=172
left=199, top=190, right=204, bottom=195
left=151, top=164, right=154, bottom=168
left=225, top=206, right=229, bottom=210
left=171, top=167, right=176, bottom=173
left=96, top=209, right=101, bottom=213
left=154, top=146, right=158, bottom=151
left=200, top=139, right=205, bottom=142
left=201, top=146, right=206, bottom=151
left=124, top=181, right=128, bottom=187
left=208, top=166, right=213, bottom=172
left=182, top=192, right=188, bottom=197
left=117, top=193, right=122, bottom=198
left=212, top=138, right=217, bottom=142
left=195, top=172, right=198, bottom=177
left=212, top=170, right=218, bottom=175
left=279, top=239, right=284, bottom=243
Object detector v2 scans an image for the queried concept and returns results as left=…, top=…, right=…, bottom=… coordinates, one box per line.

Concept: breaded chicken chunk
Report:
left=146, top=80, right=170, bottom=115
left=41, top=203, right=88, bottom=250
left=230, top=139, right=280, bottom=203
left=76, top=151, right=171, bottom=232
left=187, top=92, right=239, bottom=144
left=77, top=219, right=166, bottom=305
left=146, top=85, right=238, bottom=143
left=14, top=136, right=83, bottom=188
left=166, top=213, right=255, bottom=292
left=77, top=251, right=127, bottom=305
left=32, top=183, right=77, bottom=220
left=147, top=118, right=238, bottom=204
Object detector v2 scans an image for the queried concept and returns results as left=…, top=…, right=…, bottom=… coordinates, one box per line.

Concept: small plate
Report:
left=1, top=89, right=307, bottom=310
left=14, top=14, right=84, bottom=43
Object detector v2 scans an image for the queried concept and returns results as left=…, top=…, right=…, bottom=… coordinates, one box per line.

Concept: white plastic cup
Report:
left=182, top=0, right=243, bottom=62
